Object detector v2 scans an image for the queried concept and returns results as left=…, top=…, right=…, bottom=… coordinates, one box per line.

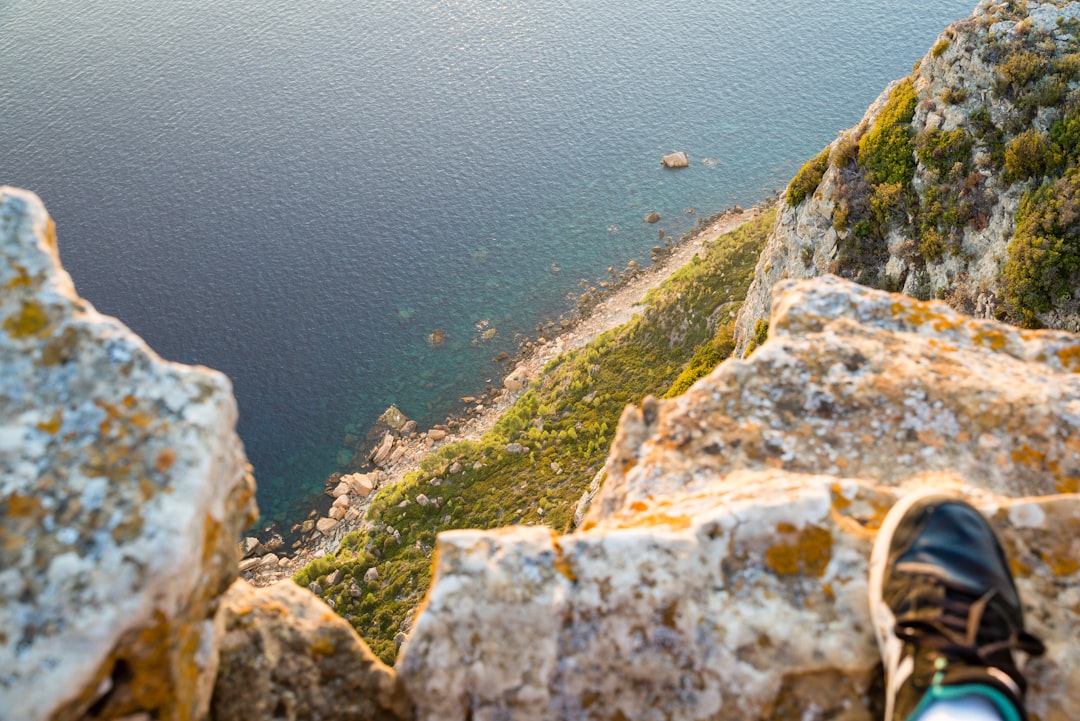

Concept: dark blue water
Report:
left=1, top=0, right=974, bottom=522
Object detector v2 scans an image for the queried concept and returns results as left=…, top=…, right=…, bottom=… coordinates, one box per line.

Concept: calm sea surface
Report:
left=2, top=0, right=974, bottom=523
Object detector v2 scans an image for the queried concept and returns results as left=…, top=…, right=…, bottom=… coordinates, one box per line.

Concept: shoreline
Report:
left=242, top=203, right=763, bottom=585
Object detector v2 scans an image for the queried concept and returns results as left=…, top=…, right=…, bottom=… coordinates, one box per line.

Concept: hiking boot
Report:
left=868, top=491, right=1045, bottom=721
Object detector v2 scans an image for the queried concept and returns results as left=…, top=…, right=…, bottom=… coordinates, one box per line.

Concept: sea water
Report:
left=1, top=0, right=975, bottom=523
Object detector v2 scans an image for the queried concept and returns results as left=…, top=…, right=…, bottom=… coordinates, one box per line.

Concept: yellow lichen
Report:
left=1047, top=555, right=1080, bottom=577
left=3, top=300, right=51, bottom=339
left=765, top=524, right=833, bottom=577
left=1058, top=344, right=1080, bottom=372
left=4, top=264, right=32, bottom=289
left=36, top=410, right=63, bottom=435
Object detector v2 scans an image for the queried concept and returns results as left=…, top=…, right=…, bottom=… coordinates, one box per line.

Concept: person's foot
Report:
left=868, top=491, right=1045, bottom=721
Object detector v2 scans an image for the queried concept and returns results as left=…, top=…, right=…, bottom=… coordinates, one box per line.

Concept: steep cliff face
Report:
left=401, top=276, right=1080, bottom=721
left=736, top=0, right=1080, bottom=355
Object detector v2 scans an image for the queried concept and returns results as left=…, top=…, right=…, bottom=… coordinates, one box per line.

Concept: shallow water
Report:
left=1, top=0, right=975, bottom=522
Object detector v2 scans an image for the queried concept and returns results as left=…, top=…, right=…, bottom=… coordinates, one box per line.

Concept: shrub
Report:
left=1003, top=129, right=1053, bottom=184
left=787, top=146, right=831, bottom=207
left=830, top=130, right=862, bottom=168
left=915, top=128, right=973, bottom=175
left=996, top=49, right=1049, bottom=94
left=858, top=80, right=918, bottom=185
left=931, top=38, right=952, bottom=58
left=940, top=87, right=967, bottom=105
left=1003, top=169, right=1080, bottom=325
left=870, top=182, right=906, bottom=227
left=918, top=228, right=947, bottom=262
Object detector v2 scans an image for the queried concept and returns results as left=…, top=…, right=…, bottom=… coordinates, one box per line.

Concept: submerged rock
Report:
left=399, top=276, right=1080, bottom=721
left=0, top=187, right=256, bottom=721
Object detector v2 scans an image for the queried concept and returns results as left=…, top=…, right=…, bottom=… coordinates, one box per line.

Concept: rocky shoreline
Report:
left=240, top=203, right=763, bottom=586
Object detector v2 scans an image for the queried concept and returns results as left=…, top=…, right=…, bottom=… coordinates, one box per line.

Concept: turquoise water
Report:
left=1, top=0, right=974, bottom=523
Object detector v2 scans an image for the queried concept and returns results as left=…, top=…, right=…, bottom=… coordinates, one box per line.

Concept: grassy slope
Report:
left=295, top=208, right=775, bottom=663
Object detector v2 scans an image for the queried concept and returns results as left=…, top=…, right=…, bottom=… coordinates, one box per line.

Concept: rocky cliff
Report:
left=6, top=3, right=1080, bottom=719
left=399, top=275, right=1080, bottom=721
left=735, top=0, right=1080, bottom=355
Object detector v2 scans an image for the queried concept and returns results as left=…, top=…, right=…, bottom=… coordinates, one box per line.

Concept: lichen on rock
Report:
left=0, top=187, right=256, bottom=721
left=399, top=276, right=1080, bottom=721
left=211, top=580, right=409, bottom=721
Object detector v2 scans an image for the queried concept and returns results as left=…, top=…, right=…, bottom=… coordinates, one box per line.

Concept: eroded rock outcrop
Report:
left=0, top=187, right=256, bottom=721
left=735, top=1, right=1080, bottom=355
left=399, top=276, right=1080, bottom=721
left=211, top=580, right=409, bottom=721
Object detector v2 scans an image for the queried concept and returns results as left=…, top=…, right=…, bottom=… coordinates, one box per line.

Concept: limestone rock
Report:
left=369, top=432, right=395, bottom=466
left=342, top=472, right=377, bottom=497
left=427, top=429, right=448, bottom=442
left=377, top=405, right=410, bottom=431
left=504, top=442, right=526, bottom=454
left=211, top=580, right=408, bottom=721
left=316, top=517, right=338, bottom=534
left=399, top=277, right=1080, bottom=721
left=660, top=151, right=689, bottom=168
left=734, top=1, right=1080, bottom=354
left=0, top=187, right=257, bottom=721
left=644, top=212, right=660, bottom=224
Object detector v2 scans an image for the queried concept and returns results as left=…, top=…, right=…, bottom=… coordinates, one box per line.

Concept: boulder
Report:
left=333, top=494, right=352, bottom=509
left=504, top=442, right=527, bottom=454
left=377, top=405, right=410, bottom=431
left=343, top=472, right=377, bottom=497
left=644, top=212, right=661, bottom=224
left=332, top=480, right=351, bottom=498
left=316, top=517, right=339, bottom=534
left=369, top=432, right=395, bottom=467
left=399, top=276, right=1080, bottom=721
left=660, top=151, right=689, bottom=168
left=0, top=187, right=256, bottom=721
left=427, top=429, right=448, bottom=442
left=211, top=580, right=409, bottom=721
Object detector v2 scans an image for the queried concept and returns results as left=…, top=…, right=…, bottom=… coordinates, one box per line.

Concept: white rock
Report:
left=316, top=517, right=338, bottom=534
left=661, top=151, right=689, bottom=168
left=0, top=187, right=256, bottom=721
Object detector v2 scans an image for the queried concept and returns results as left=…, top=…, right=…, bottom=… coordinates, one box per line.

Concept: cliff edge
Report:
left=401, top=275, right=1080, bottom=721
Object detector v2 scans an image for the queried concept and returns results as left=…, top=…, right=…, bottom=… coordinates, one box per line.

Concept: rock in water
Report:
left=0, top=186, right=257, bottom=720
left=660, top=151, right=689, bottom=168
left=377, top=404, right=410, bottom=431
left=211, top=580, right=408, bottom=721
left=644, top=212, right=661, bottom=223
left=399, top=276, right=1080, bottom=721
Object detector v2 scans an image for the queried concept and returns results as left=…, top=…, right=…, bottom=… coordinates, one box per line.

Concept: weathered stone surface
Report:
left=316, top=517, right=339, bottom=534
left=211, top=580, right=409, bottom=721
left=399, top=277, right=1080, bottom=721
left=342, top=472, right=377, bottom=497
left=369, top=432, right=395, bottom=466
left=0, top=186, right=257, bottom=721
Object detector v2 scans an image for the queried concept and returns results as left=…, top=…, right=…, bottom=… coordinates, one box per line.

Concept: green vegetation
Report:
left=1003, top=169, right=1080, bottom=324
left=664, top=321, right=736, bottom=397
left=858, top=80, right=918, bottom=185
left=787, top=146, right=831, bottom=207
left=296, top=208, right=775, bottom=663
left=1004, top=129, right=1054, bottom=184
left=931, top=37, right=952, bottom=58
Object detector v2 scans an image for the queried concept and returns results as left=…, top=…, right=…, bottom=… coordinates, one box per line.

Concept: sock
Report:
left=912, top=694, right=1006, bottom=721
